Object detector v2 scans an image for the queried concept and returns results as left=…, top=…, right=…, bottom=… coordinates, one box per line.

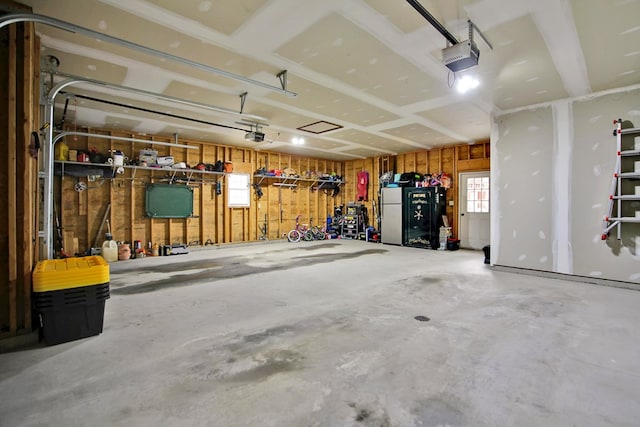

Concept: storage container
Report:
left=139, top=148, right=157, bottom=165
left=483, top=245, right=491, bottom=264
left=446, top=238, right=460, bottom=251
left=102, top=239, right=118, bottom=262
left=32, top=256, right=110, bottom=345
left=156, top=155, right=174, bottom=166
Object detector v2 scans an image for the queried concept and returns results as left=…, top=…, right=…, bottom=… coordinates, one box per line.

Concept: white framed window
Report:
left=227, top=173, right=250, bottom=208
left=466, top=176, right=490, bottom=213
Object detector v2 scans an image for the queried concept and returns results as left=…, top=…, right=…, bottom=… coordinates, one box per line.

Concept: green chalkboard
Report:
left=145, top=183, right=193, bottom=218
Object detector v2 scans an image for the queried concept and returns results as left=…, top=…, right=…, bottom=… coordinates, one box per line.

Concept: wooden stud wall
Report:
left=56, top=128, right=346, bottom=254
left=55, top=133, right=488, bottom=256
left=0, top=20, right=39, bottom=339
left=343, top=141, right=490, bottom=238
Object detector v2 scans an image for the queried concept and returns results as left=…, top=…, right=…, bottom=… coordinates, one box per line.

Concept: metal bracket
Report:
left=0, top=13, right=298, bottom=97
left=239, top=92, right=248, bottom=114
left=468, top=19, right=493, bottom=50
left=277, top=70, right=288, bottom=92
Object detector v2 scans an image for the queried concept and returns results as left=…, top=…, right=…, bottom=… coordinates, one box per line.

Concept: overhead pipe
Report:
left=0, top=13, right=297, bottom=97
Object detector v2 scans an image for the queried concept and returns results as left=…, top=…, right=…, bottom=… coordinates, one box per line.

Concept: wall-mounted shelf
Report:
left=311, top=180, right=344, bottom=192
left=253, top=174, right=300, bottom=187
left=253, top=174, right=344, bottom=191
left=55, top=160, right=226, bottom=185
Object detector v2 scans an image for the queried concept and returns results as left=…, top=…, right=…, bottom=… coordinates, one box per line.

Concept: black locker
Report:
left=403, top=187, right=446, bottom=249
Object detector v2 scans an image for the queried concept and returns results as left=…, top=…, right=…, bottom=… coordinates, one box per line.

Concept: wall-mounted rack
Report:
left=253, top=174, right=344, bottom=190
left=601, top=119, right=640, bottom=240
left=55, top=160, right=226, bottom=186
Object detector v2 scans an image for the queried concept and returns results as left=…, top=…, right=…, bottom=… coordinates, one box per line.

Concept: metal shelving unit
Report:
left=55, top=160, right=226, bottom=185
left=253, top=174, right=345, bottom=191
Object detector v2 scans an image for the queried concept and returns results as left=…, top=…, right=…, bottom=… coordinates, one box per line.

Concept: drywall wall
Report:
left=493, top=107, right=555, bottom=272
left=493, top=86, right=640, bottom=284
left=571, top=89, right=640, bottom=282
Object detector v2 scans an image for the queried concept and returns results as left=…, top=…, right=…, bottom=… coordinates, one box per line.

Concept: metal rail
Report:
left=52, top=71, right=269, bottom=123
left=405, top=0, right=459, bottom=45
left=52, top=131, right=200, bottom=150
left=0, top=13, right=297, bottom=97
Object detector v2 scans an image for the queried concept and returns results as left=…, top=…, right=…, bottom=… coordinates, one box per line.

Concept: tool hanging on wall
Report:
left=29, top=131, right=40, bottom=159
left=253, top=183, right=263, bottom=199
left=93, top=203, right=111, bottom=249
left=259, top=214, right=268, bottom=240
left=29, top=123, right=49, bottom=159
left=279, top=186, right=283, bottom=223
left=357, top=170, right=369, bottom=201
left=53, top=202, right=67, bottom=258
left=372, top=199, right=380, bottom=232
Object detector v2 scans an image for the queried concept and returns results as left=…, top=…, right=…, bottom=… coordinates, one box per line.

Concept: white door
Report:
left=458, top=172, right=490, bottom=250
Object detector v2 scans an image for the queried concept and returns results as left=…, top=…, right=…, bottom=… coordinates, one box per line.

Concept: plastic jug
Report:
left=112, top=151, right=125, bottom=166
left=102, top=239, right=118, bottom=262
left=56, top=141, right=69, bottom=161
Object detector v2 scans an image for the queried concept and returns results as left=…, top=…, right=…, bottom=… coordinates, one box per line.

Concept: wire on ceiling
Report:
left=448, top=71, right=457, bottom=89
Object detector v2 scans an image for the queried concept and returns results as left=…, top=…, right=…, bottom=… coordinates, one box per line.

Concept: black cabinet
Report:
left=403, top=187, right=446, bottom=249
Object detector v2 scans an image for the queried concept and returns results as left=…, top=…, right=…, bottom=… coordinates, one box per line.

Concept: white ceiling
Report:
left=10, top=0, right=640, bottom=160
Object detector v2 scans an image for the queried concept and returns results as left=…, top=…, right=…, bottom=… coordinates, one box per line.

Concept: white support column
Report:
left=551, top=100, right=573, bottom=274
left=490, top=111, right=500, bottom=265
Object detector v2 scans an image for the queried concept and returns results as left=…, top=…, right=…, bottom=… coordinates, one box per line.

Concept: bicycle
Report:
left=286, top=215, right=313, bottom=242
left=306, top=217, right=328, bottom=240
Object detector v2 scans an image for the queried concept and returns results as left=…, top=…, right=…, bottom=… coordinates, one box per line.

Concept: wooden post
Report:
left=19, top=22, right=35, bottom=330
left=7, top=24, right=18, bottom=333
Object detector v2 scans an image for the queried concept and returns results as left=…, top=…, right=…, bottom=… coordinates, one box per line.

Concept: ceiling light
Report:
left=292, top=137, right=305, bottom=145
left=456, top=75, right=480, bottom=94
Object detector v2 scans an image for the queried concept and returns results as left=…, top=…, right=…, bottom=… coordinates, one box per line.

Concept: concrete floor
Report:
left=1, top=240, right=640, bottom=426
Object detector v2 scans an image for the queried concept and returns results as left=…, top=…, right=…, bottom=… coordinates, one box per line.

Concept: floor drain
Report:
left=414, top=315, right=430, bottom=322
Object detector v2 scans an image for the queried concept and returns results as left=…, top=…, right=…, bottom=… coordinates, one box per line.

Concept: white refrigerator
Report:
left=381, top=187, right=403, bottom=245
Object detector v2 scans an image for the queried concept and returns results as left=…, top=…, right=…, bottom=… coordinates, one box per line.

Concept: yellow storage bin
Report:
left=33, top=256, right=110, bottom=292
